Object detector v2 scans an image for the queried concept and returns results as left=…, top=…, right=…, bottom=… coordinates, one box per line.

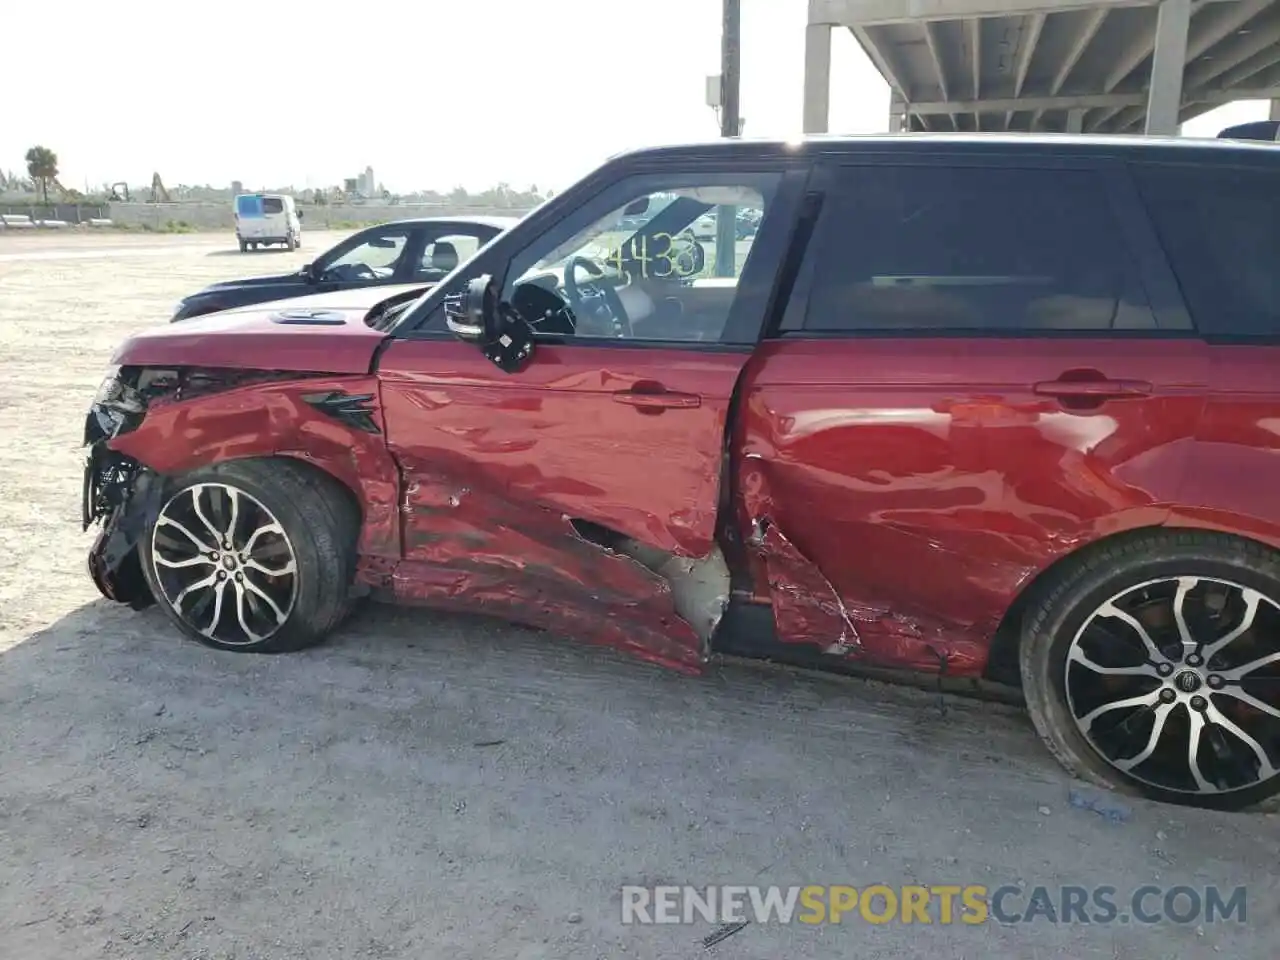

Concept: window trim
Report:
left=769, top=155, right=1197, bottom=342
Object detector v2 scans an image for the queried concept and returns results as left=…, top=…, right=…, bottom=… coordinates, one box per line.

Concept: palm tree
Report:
left=24, top=146, right=58, bottom=204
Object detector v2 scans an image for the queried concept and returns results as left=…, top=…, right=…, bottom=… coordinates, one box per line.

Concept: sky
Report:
left=0, top=0, right=1271, bottom=194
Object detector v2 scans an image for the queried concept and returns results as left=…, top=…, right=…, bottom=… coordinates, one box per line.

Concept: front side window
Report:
left=798, top=165, right=1162, bottom=335
left=318, top=229, right=409, bottom=282
left=500, top=173, right=779, bottom=343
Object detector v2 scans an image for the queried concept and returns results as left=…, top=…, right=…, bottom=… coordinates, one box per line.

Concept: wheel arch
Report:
left=107, top=376, right=402, bottom=559
left=984, top=523, right=1280, bottom=686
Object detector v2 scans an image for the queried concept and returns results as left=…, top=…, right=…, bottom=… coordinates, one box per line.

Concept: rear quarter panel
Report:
left=1168, top=344, right=1280, bottom=549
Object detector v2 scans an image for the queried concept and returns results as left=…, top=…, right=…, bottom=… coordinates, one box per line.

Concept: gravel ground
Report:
left=0, top=231, right=1276, bottom=960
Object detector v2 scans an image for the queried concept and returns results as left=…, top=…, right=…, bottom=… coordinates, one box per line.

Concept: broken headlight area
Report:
left=85, top=366, right=150, bottom=444
left=83, top=366, right=318, bottom=447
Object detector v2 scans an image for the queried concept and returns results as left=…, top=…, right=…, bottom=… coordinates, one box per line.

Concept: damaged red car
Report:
left=84, top=134, right=1280, bottom=811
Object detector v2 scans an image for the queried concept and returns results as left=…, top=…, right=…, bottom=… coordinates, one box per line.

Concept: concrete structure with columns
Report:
left=803, top=0, right=1280, bottom=135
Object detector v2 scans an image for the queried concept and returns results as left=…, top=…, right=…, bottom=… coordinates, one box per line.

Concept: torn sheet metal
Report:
left=370, top=464, right=728, bottom=673
left=749, top=515, right=987, bottom=676
left=750, top=518, right=861, bottom=655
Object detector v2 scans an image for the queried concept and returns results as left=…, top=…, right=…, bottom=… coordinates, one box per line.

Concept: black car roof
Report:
left=610, top=132, right=1280, bottom=168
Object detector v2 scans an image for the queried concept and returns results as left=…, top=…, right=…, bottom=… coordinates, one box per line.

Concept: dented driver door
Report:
left=375, top=166, right=808, bottom=671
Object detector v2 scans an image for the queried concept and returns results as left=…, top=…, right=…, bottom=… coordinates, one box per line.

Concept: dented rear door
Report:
left=734, top=157, right=1205, bottom=676
left=376, top=165, right=809, bottom=671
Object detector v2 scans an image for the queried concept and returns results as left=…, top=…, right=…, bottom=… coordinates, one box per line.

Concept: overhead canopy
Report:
left=803, top=0, right=1280, bottom=134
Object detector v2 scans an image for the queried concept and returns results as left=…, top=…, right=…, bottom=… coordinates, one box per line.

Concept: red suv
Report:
left=83, top=134, right=1280, bottom=810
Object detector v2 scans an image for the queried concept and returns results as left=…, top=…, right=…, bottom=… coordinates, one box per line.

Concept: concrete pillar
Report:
left=1271, top=98, right=1280, bottom=121
left=889, top=94, right=907, bottom=132
left=1066, top=108, right=1085, bottom=133
left=803, top=23, right=832, bottom=134
left=1145, top=0, right=1191, bottom=136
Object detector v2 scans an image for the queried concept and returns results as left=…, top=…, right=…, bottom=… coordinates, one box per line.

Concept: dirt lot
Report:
left=0, top=231, right=1276, bottom=960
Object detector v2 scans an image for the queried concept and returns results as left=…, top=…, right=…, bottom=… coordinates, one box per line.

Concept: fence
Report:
left=0, top=203, right=110, bottom=224
left=105, top=202, right=536, bottom=231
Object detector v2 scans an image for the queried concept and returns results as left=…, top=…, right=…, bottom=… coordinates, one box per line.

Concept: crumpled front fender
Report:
left=84, top=451, right=163, bottom=608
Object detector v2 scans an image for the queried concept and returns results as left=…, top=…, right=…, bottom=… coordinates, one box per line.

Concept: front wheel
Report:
left=1021, top=531, right=1280, bottom=810
left=139, top=459, right=359, bottom=653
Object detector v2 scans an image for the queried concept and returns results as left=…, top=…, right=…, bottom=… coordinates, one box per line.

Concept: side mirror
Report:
left=444, top=275, right=535, bottom=373
left=300, top=262, right=317, bottom=282
left=297, top=209, right=304, bottom=221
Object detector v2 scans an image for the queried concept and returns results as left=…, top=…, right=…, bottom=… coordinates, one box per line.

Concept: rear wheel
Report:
left=139, top=459, right=359, bottom=653
left=285, top=232, right=297, bottom=251
left=1021, top=531, right=1280, bottom=810
left=238, top=239, right=248, bottom=253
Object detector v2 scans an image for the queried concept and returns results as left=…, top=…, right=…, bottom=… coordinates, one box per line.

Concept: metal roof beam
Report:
left=1211, top=46, right=1280, bottom=90
left=1101, top=0, right=1237, bottom=91
left=923, top=20, right=960, bottom=130
left=848, top=25, right=911, bottom=98
left=1005, top=12, right=1045, bottom=129
left=1185, top=13, right=1280, bottom=88
left=907, top=85, right=1280, bottom=114
left=846, top=25, right=929, bottom=127
left=1088, top=0, right=1265, bottom=131
left=1032, top=6, right=1109, bottom=128
left=808, top=0, right=1230, bottom=28
left=969, top=18, right=982, bottom=129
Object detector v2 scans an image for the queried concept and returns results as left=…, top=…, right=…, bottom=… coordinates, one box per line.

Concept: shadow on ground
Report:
left=0, top=599, right=1275, bottom=960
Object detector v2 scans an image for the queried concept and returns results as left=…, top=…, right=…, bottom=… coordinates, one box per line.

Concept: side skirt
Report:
left=711, top=598, right=1024, bottom=706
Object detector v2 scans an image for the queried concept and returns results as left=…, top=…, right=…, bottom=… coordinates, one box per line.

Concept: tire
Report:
left=239, top=240, right=248, bottom=253
left=285, top=232, right=297, bottom=251
left=139, top=458, right=360, bottom=654
left=1020, top=530, right=1280, bottom=811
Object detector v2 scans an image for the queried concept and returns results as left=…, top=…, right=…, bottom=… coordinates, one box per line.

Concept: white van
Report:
left=234, top=193, right=303, bottom=252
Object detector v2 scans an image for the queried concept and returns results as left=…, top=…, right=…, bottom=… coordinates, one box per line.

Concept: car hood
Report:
left=112, top=283, right=430, bottom=374
left=196, top=272, right=302, bottom=294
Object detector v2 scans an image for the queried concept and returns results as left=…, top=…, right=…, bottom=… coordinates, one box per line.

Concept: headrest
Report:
left=430, top=241, right=458, bottom=272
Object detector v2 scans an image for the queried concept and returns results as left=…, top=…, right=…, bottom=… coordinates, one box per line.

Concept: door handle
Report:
left=1033, top=378, right=1153, bottom=400
left=613, top=389, right=702, bottom=410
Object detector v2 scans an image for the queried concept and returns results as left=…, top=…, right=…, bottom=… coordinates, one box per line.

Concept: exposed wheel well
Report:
left=983, top=525, right=1280, bottom=687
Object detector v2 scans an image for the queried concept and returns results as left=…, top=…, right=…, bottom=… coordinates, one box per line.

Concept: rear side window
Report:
left=797, top=165, right=1159, bottom=334
left=1133, top=162, right=1280, bottom=338
left=262, top=197, right=284, bottom=215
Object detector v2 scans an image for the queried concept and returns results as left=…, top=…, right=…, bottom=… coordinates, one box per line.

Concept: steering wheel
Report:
left=563, top=256, right=632, bottom=337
